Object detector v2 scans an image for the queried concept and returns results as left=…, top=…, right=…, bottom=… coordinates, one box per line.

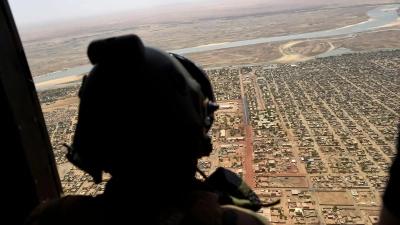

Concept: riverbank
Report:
left=33, top=4, right=400, bottom=89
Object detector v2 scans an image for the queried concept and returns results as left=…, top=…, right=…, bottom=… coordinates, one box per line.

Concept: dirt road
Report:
left=239, top=72, right=255, bottom=188
left=244, top=125, right=255, bottom=188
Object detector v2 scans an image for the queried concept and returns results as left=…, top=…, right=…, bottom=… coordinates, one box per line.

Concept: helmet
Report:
left=64, top=34, right=219, bottom=183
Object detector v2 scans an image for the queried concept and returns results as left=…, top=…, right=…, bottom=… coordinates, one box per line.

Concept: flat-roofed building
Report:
left=220, top=130, right=226, bottom=137
left=219, top=105, right=232, bottom=109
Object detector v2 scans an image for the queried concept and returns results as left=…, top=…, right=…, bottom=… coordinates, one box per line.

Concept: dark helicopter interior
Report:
left=0, top=2, right=61, bottom=223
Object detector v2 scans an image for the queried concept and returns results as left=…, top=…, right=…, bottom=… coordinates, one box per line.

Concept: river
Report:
left=34, top=4, right=399, bottom=88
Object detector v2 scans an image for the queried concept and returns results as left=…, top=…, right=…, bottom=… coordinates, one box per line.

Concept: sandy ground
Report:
left=292, top=40, right=336, bottom=56
left=273, top=54, right=314, bottom=63
left=378, top=17, right=400, bottom=28
left=57, top=163, right=74, bottom=178
left=21, top=1, right=375, bottom=77
left=35, top=26, right=400, bottom=87
left=316, top=192, right=353, bottom=205
left=41, top=97, right=79, bottom=112
left=27, top=1, right=400, bottom=84
left=194, top=42, right=230, bottom=48
left=35, top=74, right=84, bottom=87
left=339, top=29, right=400, bottom=51
left=337, top=18, right=376, bottom=30
left=269, top=40, right=337, bottom=63
left=273, top=41, right=315, bottom=63
left=381, top=7, right=399, bottom=12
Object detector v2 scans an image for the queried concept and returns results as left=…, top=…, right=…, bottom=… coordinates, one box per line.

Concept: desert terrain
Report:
left=186, top=27, right=400, bottom=67
left=18, top=0, right=400, bottom=78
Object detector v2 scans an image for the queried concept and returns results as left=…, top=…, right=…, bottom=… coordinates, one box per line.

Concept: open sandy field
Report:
left=19, top=0, right=398, bottom=77
left=35, top=74, right=84, bottom=88
left=288, top=41, right=335, bottom=57
left=338, top=30, right=400, bottom=51
left=316, top=191, right=353, bottom=205
left=185, top=28, right=400, bottom=67
left=268, top=176, right=309, bottom=188
left=41, top=97, right=79, bottom=112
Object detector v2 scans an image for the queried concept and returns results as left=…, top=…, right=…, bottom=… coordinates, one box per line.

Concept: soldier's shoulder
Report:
left=221, top=205, right=270, bottom=225
left=24, top=195, right=98, bottom=225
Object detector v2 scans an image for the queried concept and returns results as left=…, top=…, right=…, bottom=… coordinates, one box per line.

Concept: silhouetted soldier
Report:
left=24, top=34, right=273, bottom=225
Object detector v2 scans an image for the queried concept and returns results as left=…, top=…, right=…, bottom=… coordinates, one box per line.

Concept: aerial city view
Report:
left=11, top=0, right=400, bottom=224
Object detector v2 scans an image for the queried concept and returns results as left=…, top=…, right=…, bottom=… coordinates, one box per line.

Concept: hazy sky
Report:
left=8, top=0, right=208, bottom=27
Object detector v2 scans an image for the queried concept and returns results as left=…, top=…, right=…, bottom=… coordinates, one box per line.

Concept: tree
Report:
left=361, top=165, right=367, bottom=171
left=332, top=205, right=338, bottom=212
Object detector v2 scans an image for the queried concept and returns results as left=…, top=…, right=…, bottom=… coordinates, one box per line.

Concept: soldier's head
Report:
left=66, top=35, right=218, bottom=183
